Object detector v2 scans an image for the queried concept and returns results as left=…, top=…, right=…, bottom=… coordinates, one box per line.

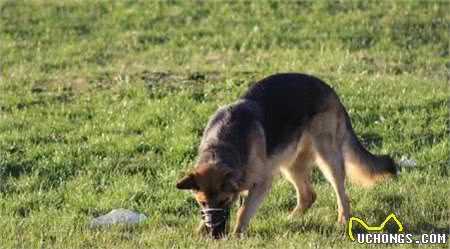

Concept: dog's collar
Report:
left=201, top=208, right=225, bottom=212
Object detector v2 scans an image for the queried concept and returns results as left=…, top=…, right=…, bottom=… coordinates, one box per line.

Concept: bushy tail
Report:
left=342, top=111, right=397, bottom=187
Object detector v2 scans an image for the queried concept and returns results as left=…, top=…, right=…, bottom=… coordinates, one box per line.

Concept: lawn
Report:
left=0, top=1, right=449, bottom=248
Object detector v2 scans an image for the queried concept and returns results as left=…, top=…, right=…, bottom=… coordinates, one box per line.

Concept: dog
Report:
left=176, top=73, right=397, bottom=238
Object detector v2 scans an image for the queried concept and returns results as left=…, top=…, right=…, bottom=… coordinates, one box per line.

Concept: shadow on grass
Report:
left=254, top=219, right=339, bottom=238
left=253, top=222, right=337, bottom=238
left=379, top=193, right=404, bottom=209
left=359, top=132, right=383, bottom=149
left=396, top=99, right=448, bottom=113
left=404, top=222, right=450, bottom=236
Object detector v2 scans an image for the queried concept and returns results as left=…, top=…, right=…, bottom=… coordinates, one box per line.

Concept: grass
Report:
left=0, top=1, right=449, bottom=248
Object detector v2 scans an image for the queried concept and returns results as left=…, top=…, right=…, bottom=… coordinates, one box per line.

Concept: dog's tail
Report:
left=342, top=110, right=397, bottom=187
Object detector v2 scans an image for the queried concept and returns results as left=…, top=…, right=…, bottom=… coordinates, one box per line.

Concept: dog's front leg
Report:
left=233, top=177, right=272, bottom=237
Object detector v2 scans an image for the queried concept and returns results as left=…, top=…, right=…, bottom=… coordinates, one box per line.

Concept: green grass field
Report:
left=0, top=1, right=449, bottom=248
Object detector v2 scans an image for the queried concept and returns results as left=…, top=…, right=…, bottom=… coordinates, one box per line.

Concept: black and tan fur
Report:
left=177, top=73, right=397, bottom=237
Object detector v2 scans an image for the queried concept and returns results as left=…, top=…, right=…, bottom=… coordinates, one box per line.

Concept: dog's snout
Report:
left=200, top=208, right=230, bottom=239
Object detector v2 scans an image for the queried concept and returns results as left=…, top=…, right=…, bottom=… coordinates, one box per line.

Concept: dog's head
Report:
left=176, top=163, right=240, bottom=238
left=176, top=163, right=240, bottom=209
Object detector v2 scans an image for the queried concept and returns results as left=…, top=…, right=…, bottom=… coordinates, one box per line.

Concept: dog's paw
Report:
left=288, top=205, right=311, bottom=219
left=233, top=231, right=244, bottom=239
left=232, top=227, right=246, bottom=239
left=287, top=208, right=302, bottom=220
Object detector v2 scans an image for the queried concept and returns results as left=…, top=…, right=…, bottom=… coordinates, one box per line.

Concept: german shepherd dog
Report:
left=176, top=73, right=397, bottom=238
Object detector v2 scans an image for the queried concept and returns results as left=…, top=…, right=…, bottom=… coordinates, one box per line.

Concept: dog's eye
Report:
left=199, top=201, right=206, bottom=206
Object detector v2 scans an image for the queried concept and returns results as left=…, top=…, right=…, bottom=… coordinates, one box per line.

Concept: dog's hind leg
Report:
left=309, top=110, right=350, bottom=224
left=313, top=133, right=350, bottom=223
left=281, top=148, right=316, bottom=218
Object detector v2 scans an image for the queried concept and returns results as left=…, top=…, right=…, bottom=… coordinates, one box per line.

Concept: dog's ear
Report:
left=176, top=174, right=198, bottom=190
left=222, top=169, right=240, bottom=193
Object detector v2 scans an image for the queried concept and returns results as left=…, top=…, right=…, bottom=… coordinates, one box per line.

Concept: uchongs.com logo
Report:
left=348, top=213, right=448, bottom=245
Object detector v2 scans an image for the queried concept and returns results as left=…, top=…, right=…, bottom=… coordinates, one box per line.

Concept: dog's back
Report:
left=241, top=73, right=335, bottom=156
